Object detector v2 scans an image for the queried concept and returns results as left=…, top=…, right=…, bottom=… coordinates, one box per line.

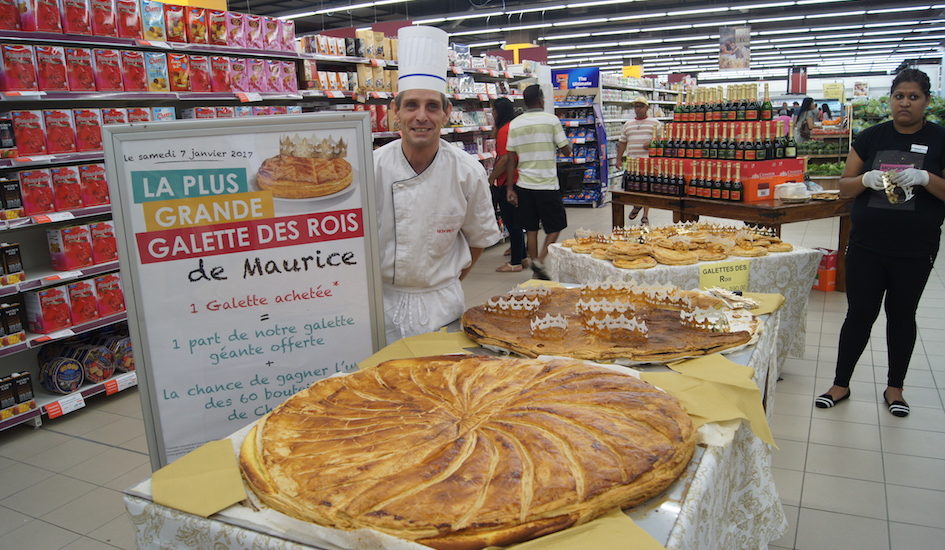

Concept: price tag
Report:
left=369, top=59, right=386, bottom=68
left=325, top=90, right=346, bottom=98
left=573, top=158, right=587, bottom=164
left=452, top=93, right=464, bottom=100
left=31, top=328, right=76, bottom=345
left=572, top=138, right=586, bottom=144
left=699, top=260, right=751, bottom=292
left=565, top=121, right=579, bottom=127
left=31, top=212, right=75, bottom=224
left=235, top=92, right=263, bottom=103
left=42, top=270, right=83, bottom=283
left=452, top=66, right=464, bottom=75
left=2, top=91, right=45, bottom=98
left=105, top=372, right=137, bottom=395
left=45, top=393, right=86, bottom=419
left=12, top=155, right=54, bottom=164
left=488, top=70, right=498, bottom=77
left=504, top=71, right=513, bottom=79
left=477, top=93, right=489, bottom=101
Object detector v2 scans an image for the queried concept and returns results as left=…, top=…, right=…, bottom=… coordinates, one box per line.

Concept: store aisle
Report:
left=0, top=205, right=940, bottom=549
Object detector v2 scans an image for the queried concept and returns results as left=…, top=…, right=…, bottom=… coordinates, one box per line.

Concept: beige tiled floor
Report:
left=0, top=203, right=942, bottom=549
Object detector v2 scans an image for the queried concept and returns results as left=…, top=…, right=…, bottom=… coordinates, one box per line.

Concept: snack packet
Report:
left=144, top=52, right=169, bottom=92
left=188, top=55, right=210, bottom=92
left=77, top=163, right=109, bottom=205
left=9, top=110, right=45, bottom=155
left=18, top=168, right=54, bottom=214
left=43, top=109, right=76, bottom=154
left=92, top=49, right=123, bottom=92
left=140, top=0, right=165, bottom=40
left=208, top=9, right=227, bottom=45
left=89, top=0, right=115, bottom=36
left=35, top=46, right=68, bottom=91
left=115, top=0, right=141, bottom=38
left=65, top=48, right=95, bottom=91
left=60, top=0, right=92, bottom=34
left=185, top=7, right=208, bottom=43
left=209, top=55, right=230, bottom=92
left=50, top=165, right=83, bottom=210
left=0, top=45, right=37, bottom=91
left=120, top=50, right=147, bottom=91
left=167, top=52, right=190, bottom=91
left=73, top=108, right=103, bottom=152
left=163, top=3, right=185, bottom=42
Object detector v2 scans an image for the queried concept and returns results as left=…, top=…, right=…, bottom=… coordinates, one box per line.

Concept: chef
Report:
left=374, top=25, right=501, bottom=343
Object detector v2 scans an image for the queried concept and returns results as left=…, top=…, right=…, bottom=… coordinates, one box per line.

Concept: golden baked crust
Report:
left=766, top=242, right=793, bottom=253
left=613, top=256, right=658, bottom=269
left=240, top=355, right=696, bottom=550
left=256, top=155, right=353, bottom=198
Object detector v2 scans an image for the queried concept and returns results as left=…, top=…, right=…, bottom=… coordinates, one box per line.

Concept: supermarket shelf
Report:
left=603, top=117, right=630, bottom=123
left=561, top=120, right=595, bottom=127
left=569, top=137, right=596, bottom=144
left=0, top=205, right=112, bottom=232
left=372, top=131, right=400, bottom=139
left=0, top=401, right=40, bottom=432
left=558, top=158, right=590, bottom=165
left=800, top=154, right=848, bottom=159
left=601, top=83, right=679, bottom=94
left=0, top=311, right=128, bottom=360
left=36, top=370, right=137, bottom=420
left=449, top=66, right=521, bottom=80
left=1, top=91, right=303, bottom=103
left=441, top=125, right=493, bottom=135
left=562, top=196, right=603, bottom=205
left=0, top=152, right=104, bottom=169
left=0, top=261, right=120, bottom=299
left=470, top=151, right=497, bottom=160
left=555, top=102, right=596, bottom=108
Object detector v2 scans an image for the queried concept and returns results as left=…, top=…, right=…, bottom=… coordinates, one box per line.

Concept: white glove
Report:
left=862, top=170, right=886, bottom=191
left=891, top=168, right=930, bottom=189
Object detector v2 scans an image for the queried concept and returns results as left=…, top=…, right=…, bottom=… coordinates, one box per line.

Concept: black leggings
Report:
left=833, top=244, right=935, bottom=389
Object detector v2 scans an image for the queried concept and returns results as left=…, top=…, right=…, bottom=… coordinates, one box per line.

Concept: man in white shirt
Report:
left=615, top=96, right=661, bottom=225
left=373, top=26, right=501, bottom=343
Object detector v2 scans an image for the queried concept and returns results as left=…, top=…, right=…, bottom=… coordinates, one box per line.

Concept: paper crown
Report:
left=397, top=25, right=448, bottom=94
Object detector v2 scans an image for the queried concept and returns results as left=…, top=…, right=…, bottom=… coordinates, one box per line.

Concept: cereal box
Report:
left=151, top=106, right=175, bottom=121
left=89, top=0, right=115, bottom=36
left=126, top=106, right=150, bottom=122
left=144, top=52, right=169, bottom=92
left=88, top=220, right=117, bottom=263
left=226, top=11, right=244, bottom=47
left=0, top=45, right=37, bottom=91
left=245, top=58, right=265, bottom=92
left=18, top=169, right=54, bottom=214
left=185, top=7, right=208, bottom=44
left=229, top=57, right=248, bottom=92
left=208, top=9, right=227, bottom=45
left=0, top=0, right=18, bottom=30
left=180, top=107, right=215, bottom=119
left=94, top=273, right=124, bottom=316
left=47, top=225, right=93, bottom=270
left=281, top=61, right=297, bottom=93
left=24, top=286, right=71, bottom=333
left=263, top=16, right=279, bottom=50
left=234, top=105, right=252, bottom=117
left=244, top=14, right=262, bottom=49
left=66, top=279, right=98, bottom=324
left=120, top=50, right=147, bottom=91
left=115, top=0, right=141, bottom=38
left=164, top=3, right=185, bottom=42
left=280, top=20, right=295, bottom=52
left=35, top=46, right=68, bottom=92
left=167, top=53, right=190, bottom=92
left=140, top=0, right=165, bottom=41
left=61, top=0, right=92, bottom=34
left=189, top=55, right=210, bottom=92
left=77, top=163, right=109, bottom=205
left=17, top=0, right=62, bottom=32
left=50, top=165, right=82, bottom=210
left=1, top=178, right=23, bottom=218
left=214, top=106, right=234, bottom=118
left=73, top=108, right=103, bottom=152
left=10, top=110, right=45, bottom=155
left=64, top=48, right=95, bottom=91
left=101, top=107, right=127, bottom=126
left=43, top=109, right=76, bottom=154
left=209, top=55, right=230, bottom=92
left=92, top=49, right=123, bottom=92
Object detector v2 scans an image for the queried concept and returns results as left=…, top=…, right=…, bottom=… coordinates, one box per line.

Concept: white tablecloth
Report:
left=547, top=243, right=821, bottom=364
left=123, top=312, right=786, bottom=550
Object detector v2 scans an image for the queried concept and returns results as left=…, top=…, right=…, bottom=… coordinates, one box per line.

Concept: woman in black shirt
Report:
left=815, top=69, right=945, bottom=417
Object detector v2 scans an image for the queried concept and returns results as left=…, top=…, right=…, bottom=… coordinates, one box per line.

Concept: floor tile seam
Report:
left=4, top=478, right=105, bottom=522
left=881, top=479, right=945, bottom=493
left=42, top=429, right=150, bottom=457
left=39, top=486, right=129, bottom=535
left=796, top=503, right=889, bottom=521
left=68, top=536, right=123, bottom=550
left=877, top=419, right=892, bottom=549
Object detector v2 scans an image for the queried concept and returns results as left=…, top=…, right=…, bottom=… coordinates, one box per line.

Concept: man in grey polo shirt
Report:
left=505, top=84, right=572, bottom=280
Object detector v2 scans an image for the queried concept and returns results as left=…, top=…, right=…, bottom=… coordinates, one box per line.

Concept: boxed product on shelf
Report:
left=73, top=108, right=103, bottom=152
left=18, top=0, right=62, bottom=32
left=247, top=58, right=264, bottom=92
left=245, top=14, right=263, bottom=49
left=185, top=7, right=208, bottom=43
left=115, top=0, right=141, bottom=38
left=208, top=9, right=226, bottom=45
left=65, top=47, right=95, bottom=91
left=50, top=165, right=83, bottom=210
left=209, top=55, right=230, bottom=91
left=281, top=20, right=295, bottom=52
left=66, top=344, right=115, bottom=383
left=47, top=224, right=93, bottom=270
left=167, top=52, right=190, bottom=91
left=234, top=105, right=251, bottom=117
left=214, top=106, right=234, bottom=118
left=144, top=52, right=169, bottom=92
left=18, top=168, right=54, bottom=214
left=94, top=273, right=124, bottom=316
left=126, top=106, right=150, bottom=122
left=12, top=372, right=32, bottom=402
left=1, top=301, right=24, bottom=345
left=40, top=358, right=84, bottom=393
left=61, top=0, right=92, bottom=35
left=66, top=279, right=98, bottom=325
left=0, top=375, right=15, bottom=409
left=230, top=58, right=248, bottom=91
left=181, top=106, right=215, bottom=119
left=189, top=55, right=210, bottom=92
left=77, top=163, right=109, bottom=205
left=94, top=331, right=133, bottom=371
left=0, top=242, right=23, bottom=284
left=35, top=45, right=68, bottom=91
left=225, top=12, right=244, bottom=47
left=263, top=16, right=279, bottom=50
left=265, top=59, right=280, bottom=91
left=101, top=107, right=127, bottom=126
left=251, top=106, right=268, bottom=116
left=0, top=44, right=38, bottom=91
left=24, top=285, right=72, bottom=333
left=92, top=48, right=124, bottom=92
left=0, top=178, right=23, bottom=219
left=164, top=3, right=186, bottom=42
left=90, top=0, right=115, bottom=36
left=140, top=0, right=165, bottom=41
left=286, top=105, right=301, bottom=115
left=120, top=50, right=147, bottom=91
left=151, top=106, right=175, bottom=121
left=281, top=61, right=297, bottom=92
left=0, top=113, right=15, bottom=158
left=270, top=105, right=287, bottom=115
left=0, top=0, right=17, bottom=30
left=43, top=109, right=76, bottom=154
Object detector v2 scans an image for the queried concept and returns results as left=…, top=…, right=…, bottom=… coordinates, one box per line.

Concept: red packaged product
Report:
left=35, top=46, right=68, bottom=92
left=263, top=17, right=279, bottom=50
left=265, top=59, right=281, bottom=92
left=50, top=165, right=83, bottom=210
left=10, top=110, right=46, bottom=155
left=88, top=220, right=117, bottom=263
left=24, top=286, right=71, bottom=333
left=247, top=58, right=265, bottom=92
left=89, top=0, right=115, bottom=36
left=92, top=49, right=123, bottom=92
left=280, top=19, right=295, bottom=52
left=61, top=0, right=92, bottom=35
left=189, top=55, right=210, bottom=92
left=77, top=163, right=109, bottom=205
left=18, top=169, right=55, bottom=214
left=0, top=45, right=38, bottom=91
left=66, top=279, right=98, bottom=324
left=270, top=105, right=287, bottom=116
left=120, top=50, right=147, bottom=92
left=244, top=14, right=262, bottom=49
left=101, top=108, right=127, bottom=126
left=115, top=0, right=141, bottom=38
left=0, top=0, right=18, bottom=30
left=126, top=107, right=150, bottom=122
left=43, top=109, right=76, bottom=154
left=164, top=4, right=185, bottom=42
left=226, top=12, right=244, bottom=47
left=214, top=106, right=234, bottom=118
left=229, top=57, right=248, bottom=92
left=25, top=0, right=62, bottom=32
left=208, top=9, right=227, bottom=45
left=47, top=225, right=93, bottom=270
left=281, top=61, right=297, bottom=93
left=65, top=48, right=95, bottom=92
left=73, top=108, right=102, bottom=152
left=167, top=53, right=190, bottom=92
left=94, top=273, right=124, bottom=316
left=209, top=55, right=230, bottom=92
left=185, top=6, right=208, bottom=43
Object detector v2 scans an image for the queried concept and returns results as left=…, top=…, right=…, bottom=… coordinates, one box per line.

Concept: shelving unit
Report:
left=801, top=106, right=852, bottom=191
left=554, top=97, right=608, bottom=206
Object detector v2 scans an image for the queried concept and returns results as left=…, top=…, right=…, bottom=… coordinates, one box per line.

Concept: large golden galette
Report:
left=239, top=355, right=696, bottom=550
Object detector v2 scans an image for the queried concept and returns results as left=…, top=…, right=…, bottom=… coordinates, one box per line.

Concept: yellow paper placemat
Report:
left=486, top=508, right=665, bottom=550
left=358, top=330, right=475, bottom=370
left=152, top=439, right=246, bottom=518
left=517, top=278, right=565, bottom=288
left=743, top=292, right=785, bottom=315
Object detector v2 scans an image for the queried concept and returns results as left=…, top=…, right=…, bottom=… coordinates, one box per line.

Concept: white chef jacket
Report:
left=374, top=139, right=501, bottom=343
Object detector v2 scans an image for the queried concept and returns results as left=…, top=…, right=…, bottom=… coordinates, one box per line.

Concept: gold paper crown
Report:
left=279, top=135, right=348, bottom=159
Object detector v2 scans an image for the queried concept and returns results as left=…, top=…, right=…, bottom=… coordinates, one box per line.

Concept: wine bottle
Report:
left=649, top=126, right=660, bottom=157
left=720, top=162, right=731, bottom=200
left=693, top=126, right=703, bottom=160
left=709, top=162, right=720, bottom=200
left=775, top=122, right=786, bottom=159
left=672, top=160, right=682, bottom=196
left=734, top=124, right=746, bottom=161
left=708, top=124, right=718, bottom=159
left=761, top=82, right=773, bottom=121
left=673, top=93, right=683, bottom=123
left=785, top=121, right=797, bottom=158
left=731, top=163, right=743, bottom=201
left=746, top=85, right=759, bottom=121
left=736, top=87, right=747, bottom=121
left=765, top=122, right=775, bottom=160
left=754, top=123, right=766, bottom=161
left=659, top=125, right=669, bottom=158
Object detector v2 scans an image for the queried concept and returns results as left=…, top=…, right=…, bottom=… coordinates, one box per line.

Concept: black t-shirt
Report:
left=850, top=120, right=945, bottom=257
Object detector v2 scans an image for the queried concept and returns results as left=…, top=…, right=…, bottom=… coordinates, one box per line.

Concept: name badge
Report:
left=911, top=144, right=929, bottom=154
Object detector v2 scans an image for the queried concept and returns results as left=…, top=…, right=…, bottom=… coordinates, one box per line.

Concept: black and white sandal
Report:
left=814, top=389, right=850, bottom=408
left=883, top=390, right=910, bottom=417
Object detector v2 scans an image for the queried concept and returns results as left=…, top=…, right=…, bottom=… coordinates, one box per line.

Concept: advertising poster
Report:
left=103, top=114, right=383, bottom=466
left=853, top=81, right=869, bottom=97
left=719, top=26, right=751, bottom=70
left=551, top=67, right=600, bottom=90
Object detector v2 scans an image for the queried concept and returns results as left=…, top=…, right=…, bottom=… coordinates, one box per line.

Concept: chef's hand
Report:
left=507, top=186, right=518, bottom=207
left=861, top=170, right=886, bottom=191
left=891, top=168, right=930, bottom=189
